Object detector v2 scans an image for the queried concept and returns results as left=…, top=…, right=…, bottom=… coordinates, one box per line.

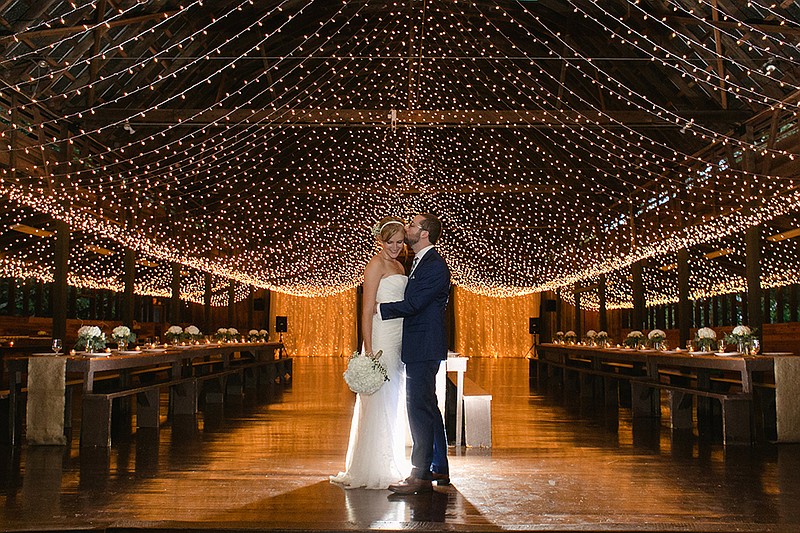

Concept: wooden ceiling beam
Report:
left=667, top=15, right=800, bottom=37
left=0, top=10, right=180, bottom=42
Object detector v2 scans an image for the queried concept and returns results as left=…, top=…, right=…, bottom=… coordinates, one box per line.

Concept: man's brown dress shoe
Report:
left=388, top=476, right=433, bottom=495
left=431, top=472, right=450, bottom=486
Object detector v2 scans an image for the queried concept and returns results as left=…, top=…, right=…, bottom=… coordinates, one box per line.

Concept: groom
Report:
left=379, top=213, right=451, bottom=495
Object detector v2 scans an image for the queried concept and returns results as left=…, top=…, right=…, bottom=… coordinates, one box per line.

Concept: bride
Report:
left=330, top=216, right=410, bottom=489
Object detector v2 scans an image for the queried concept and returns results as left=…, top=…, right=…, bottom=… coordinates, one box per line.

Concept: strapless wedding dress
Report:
left=330, top=274, right=410, bottom=489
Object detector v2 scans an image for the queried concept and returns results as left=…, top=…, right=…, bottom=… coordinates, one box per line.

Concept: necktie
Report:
left=411, top=256, right=419, bottom=274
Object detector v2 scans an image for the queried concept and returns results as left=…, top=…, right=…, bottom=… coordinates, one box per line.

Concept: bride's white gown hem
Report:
left=330, top=274, right=410, bottom=489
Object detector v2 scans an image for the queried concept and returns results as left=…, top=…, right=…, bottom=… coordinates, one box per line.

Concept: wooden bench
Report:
left=81, top=376, right=197, bottom=447
left=630, top=379, right=753, bottom=445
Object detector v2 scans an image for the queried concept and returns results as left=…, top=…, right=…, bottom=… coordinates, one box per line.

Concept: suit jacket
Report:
left=380, top=248, right=451, bottom=364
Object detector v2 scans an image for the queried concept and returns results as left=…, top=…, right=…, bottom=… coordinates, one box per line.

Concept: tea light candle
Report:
left=105, top=348, right=111, bottom=354
left=69, top=349, right=76, bottom=356
left=134, top=346, right=141, bottom=351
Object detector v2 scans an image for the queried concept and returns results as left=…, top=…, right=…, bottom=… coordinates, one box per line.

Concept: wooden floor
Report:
left=2, top=357, right=800, bottom=532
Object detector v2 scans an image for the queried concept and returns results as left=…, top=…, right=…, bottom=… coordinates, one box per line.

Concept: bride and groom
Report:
left=330, top=213, right=451, bottom=494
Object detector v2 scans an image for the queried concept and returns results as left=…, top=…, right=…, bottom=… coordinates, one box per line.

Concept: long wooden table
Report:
left=533, top=343, right=794, bottom=445
left=4, top=342, right=286, bottom=446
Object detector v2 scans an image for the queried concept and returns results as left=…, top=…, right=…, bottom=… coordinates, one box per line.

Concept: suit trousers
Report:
left=405, top=360, right=449, bottom=479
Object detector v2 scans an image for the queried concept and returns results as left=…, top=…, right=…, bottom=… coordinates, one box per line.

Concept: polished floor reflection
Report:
left=2, top=357, right=800, bottom=532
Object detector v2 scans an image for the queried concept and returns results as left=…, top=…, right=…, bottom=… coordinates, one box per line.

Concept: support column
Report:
left=598, top=274, right=607, bottom=332
left=746, top=226, right=763, bottom=334
left=52, top=221, right=70, bottom=342
left=204, top=273, right=212, bottom=333
left=121, top=249, right=135, bottom=326
left=574, top=291, right=581, bottom=335
left=677, top=248, right=690, bottom=347
left=247, top=286, right=255, bottom=330
left=227, top=280, right=235, bottom=326
left=631, top=260, right=645, bottom=331
left=170, top=263, right=181, bottom=324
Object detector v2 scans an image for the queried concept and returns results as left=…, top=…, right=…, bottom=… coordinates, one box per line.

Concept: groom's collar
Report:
left=413, top=245, right=435, bottom=264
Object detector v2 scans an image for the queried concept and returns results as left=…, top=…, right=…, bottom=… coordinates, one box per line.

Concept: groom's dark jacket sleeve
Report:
left=380, top=249, right=451, bottom=363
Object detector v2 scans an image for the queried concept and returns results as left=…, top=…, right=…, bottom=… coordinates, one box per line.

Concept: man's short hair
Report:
left=419, top=213, right=442, bottom=244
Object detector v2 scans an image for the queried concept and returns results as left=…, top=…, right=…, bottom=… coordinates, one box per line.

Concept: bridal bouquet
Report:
left=343, top=350, right=389, bottom=395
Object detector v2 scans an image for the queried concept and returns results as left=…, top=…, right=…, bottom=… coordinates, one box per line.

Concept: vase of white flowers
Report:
left=111, top=325, right=136, bottom=351
left=585, top=330, right=597, bottom=346
left=695, top=327, right=716, bottom=352
left=259, top=329, right=268, bottom=341
left=76, top=325, right=106, bottom=353
left=564, top=331, right=577, bottom=345
left=648, top=329, right=667, bottom=350
left=596, top=331, right=609, bottom=348
left=725, top=325, right=755, bottom=354
left=165, top=325, right=183, bottom=345
left=625, top=330, right=644, bottom=349
left=184, top=325, right=202, bottom=343
left=555, top=331, right=564, bottom=344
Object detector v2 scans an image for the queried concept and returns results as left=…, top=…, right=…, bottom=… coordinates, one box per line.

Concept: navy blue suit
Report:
left=380, top=248, right=450, bottom=480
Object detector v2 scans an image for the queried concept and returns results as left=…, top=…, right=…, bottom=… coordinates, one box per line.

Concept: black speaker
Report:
left=253, top=297, right=265, bottom=311
left=275, top=316, right=287, bottom=333
left=544, top=299, right=557, bottom=312
left=529, top=317, right=540, bottom=335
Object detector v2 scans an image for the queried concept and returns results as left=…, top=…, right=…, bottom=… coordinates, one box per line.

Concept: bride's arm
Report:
left=361, top=258, right=381, bottom=355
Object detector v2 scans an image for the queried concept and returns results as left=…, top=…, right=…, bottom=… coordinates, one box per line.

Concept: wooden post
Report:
left=574, top=290, right=581, bottom=335
left=227, top=281, right=235, bottom=326
left=746, top=225, right=763, bottom=334
left=121, top=249, right=135, bottom=326
left=171, top=263, right=181, bottom=324
left=204, top=273, right=212, bottom=332
left=776, top=286, right=785, bottom=323
left=598, top=274, right=607, bottom=332
left=264, top=289, right=272, bottom=331
left=52, top=222, right=70, bottom=341
left=247, top=286, right=255, bottom=330
left=677, top=248, right=690, bottom=347
left=790, top=285, right=798, bottom=323
left=631, top=260, right=645, bottom=331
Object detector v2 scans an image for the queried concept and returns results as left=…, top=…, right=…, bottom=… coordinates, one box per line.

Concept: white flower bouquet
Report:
left=343, top=350, right=389, bottom=395
left=596, top=330, right=609, bottom=347
left=725, top=325, right=757, bottom=354
left=259, top=329, right=268, bottom=340
left=648, top=329, right=667, bottom=349
left=111, top=325, right=136, bottom=348
left=165, top=325, right=183, bottom=344
left=214, top=327, right=240, bottom=342
left=184, top=325, right=202, bottom=342
left=694, top=327, right=717, bottom=351
left=564, top=330, right=577, bottom=344
left=584, top=329, right=597, bottom=345
left=555, top=331, right=564, bottom=344
left=625, top=330, right=643, bottom=348
left=75, top=325, right=106, bottom=352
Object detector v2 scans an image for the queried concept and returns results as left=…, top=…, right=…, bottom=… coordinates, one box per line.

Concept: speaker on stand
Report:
left=275, top=316, right=288, bottom=358
left=525, top=317, right=540, bottom=358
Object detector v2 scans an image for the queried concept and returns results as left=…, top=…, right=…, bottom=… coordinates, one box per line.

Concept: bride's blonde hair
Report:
left=372, top=216, right=405, bottom=242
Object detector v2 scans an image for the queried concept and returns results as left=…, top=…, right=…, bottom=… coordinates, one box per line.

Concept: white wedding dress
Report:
left=330, top=274, right=410, bottom=489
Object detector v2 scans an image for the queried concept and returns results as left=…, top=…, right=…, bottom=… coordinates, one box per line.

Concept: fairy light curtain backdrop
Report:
left=1, top=1, right=799, bottom=333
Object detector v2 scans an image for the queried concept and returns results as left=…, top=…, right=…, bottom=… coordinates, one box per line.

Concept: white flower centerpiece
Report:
left=585, top=330, right=597, bottom=346
left=725, top=325, right=756, bottom=354
left=694, top=327, right=717, bottom=352
left=165, top=325, right=183, bottom=345
left=111, top=325, right=136, bottom=350
left=555, top=331, right=565, bottom=344
left=184, top=325, right=202, bottom=343
left=596, top=330, right=609, bottom=348
left=648, top=329, right=667, bottom=350
left=564, top=330, right=577, bottom=345
left=75, top=325, right=106, bottom=353
left=258, top=329, right=268, bottom=341
left=248, top=329, right=261, bottom=342
left=625, top=330, right=644, bottom=349
left=343, top=350, right=389, bottom=395
left=215, top=327, right=239, bottom=342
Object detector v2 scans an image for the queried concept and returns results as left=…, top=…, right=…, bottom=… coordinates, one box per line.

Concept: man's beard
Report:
left=405, top=233, right=419, bottom=247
